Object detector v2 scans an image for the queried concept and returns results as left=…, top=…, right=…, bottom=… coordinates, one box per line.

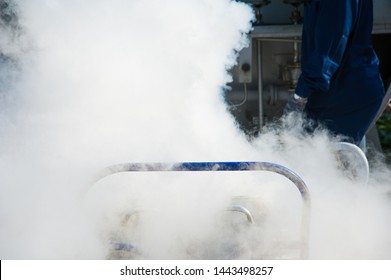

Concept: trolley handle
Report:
left=93, top=161, right=311, bottom=259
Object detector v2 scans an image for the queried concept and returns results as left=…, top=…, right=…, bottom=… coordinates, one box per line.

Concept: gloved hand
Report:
left=284, top=93, right=308, bottom=114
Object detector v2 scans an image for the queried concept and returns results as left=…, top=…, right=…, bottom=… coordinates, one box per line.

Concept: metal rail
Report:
left=226, top=205, right=255, bottom=224
left=94, top=161, right=311, bottom=259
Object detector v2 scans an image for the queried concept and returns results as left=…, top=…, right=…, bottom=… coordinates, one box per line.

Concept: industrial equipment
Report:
left=89, top=161, right=311, bottom=259
left=227, top=0, right=391, bottom=149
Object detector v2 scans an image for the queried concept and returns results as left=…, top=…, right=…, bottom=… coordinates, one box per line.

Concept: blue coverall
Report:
left=295, top=0, right=384, bottom=144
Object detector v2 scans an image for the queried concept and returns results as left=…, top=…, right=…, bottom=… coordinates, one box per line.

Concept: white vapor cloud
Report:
left=0, top=0, right=390, bottom=260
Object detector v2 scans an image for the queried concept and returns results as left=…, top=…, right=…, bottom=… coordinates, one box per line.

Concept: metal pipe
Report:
left=257, top=40, right=264, bottom=129
left=226, top=205, right=255, bottom=224
left=229, top=82, right=248, bottom=108
left=255, top=38, right=302, bottom=43
left=293, top=37, right=300, bottom=64
left=94, top=162, right=310, bottom=201
left=93, top=161, right=311, bottom=259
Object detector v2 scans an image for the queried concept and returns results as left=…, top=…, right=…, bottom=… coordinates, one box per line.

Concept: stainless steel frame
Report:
left=92, top=161, right=311, bottom=259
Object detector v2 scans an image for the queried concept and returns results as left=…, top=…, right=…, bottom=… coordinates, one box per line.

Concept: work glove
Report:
left=284, top=93, right=308, bottom=114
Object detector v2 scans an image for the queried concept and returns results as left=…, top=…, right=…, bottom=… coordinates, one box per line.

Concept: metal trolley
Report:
left=92, top=161, right=311, bottom=259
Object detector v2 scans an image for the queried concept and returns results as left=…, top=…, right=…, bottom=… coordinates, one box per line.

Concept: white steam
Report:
left=0, top=0, right=391, bottom=259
